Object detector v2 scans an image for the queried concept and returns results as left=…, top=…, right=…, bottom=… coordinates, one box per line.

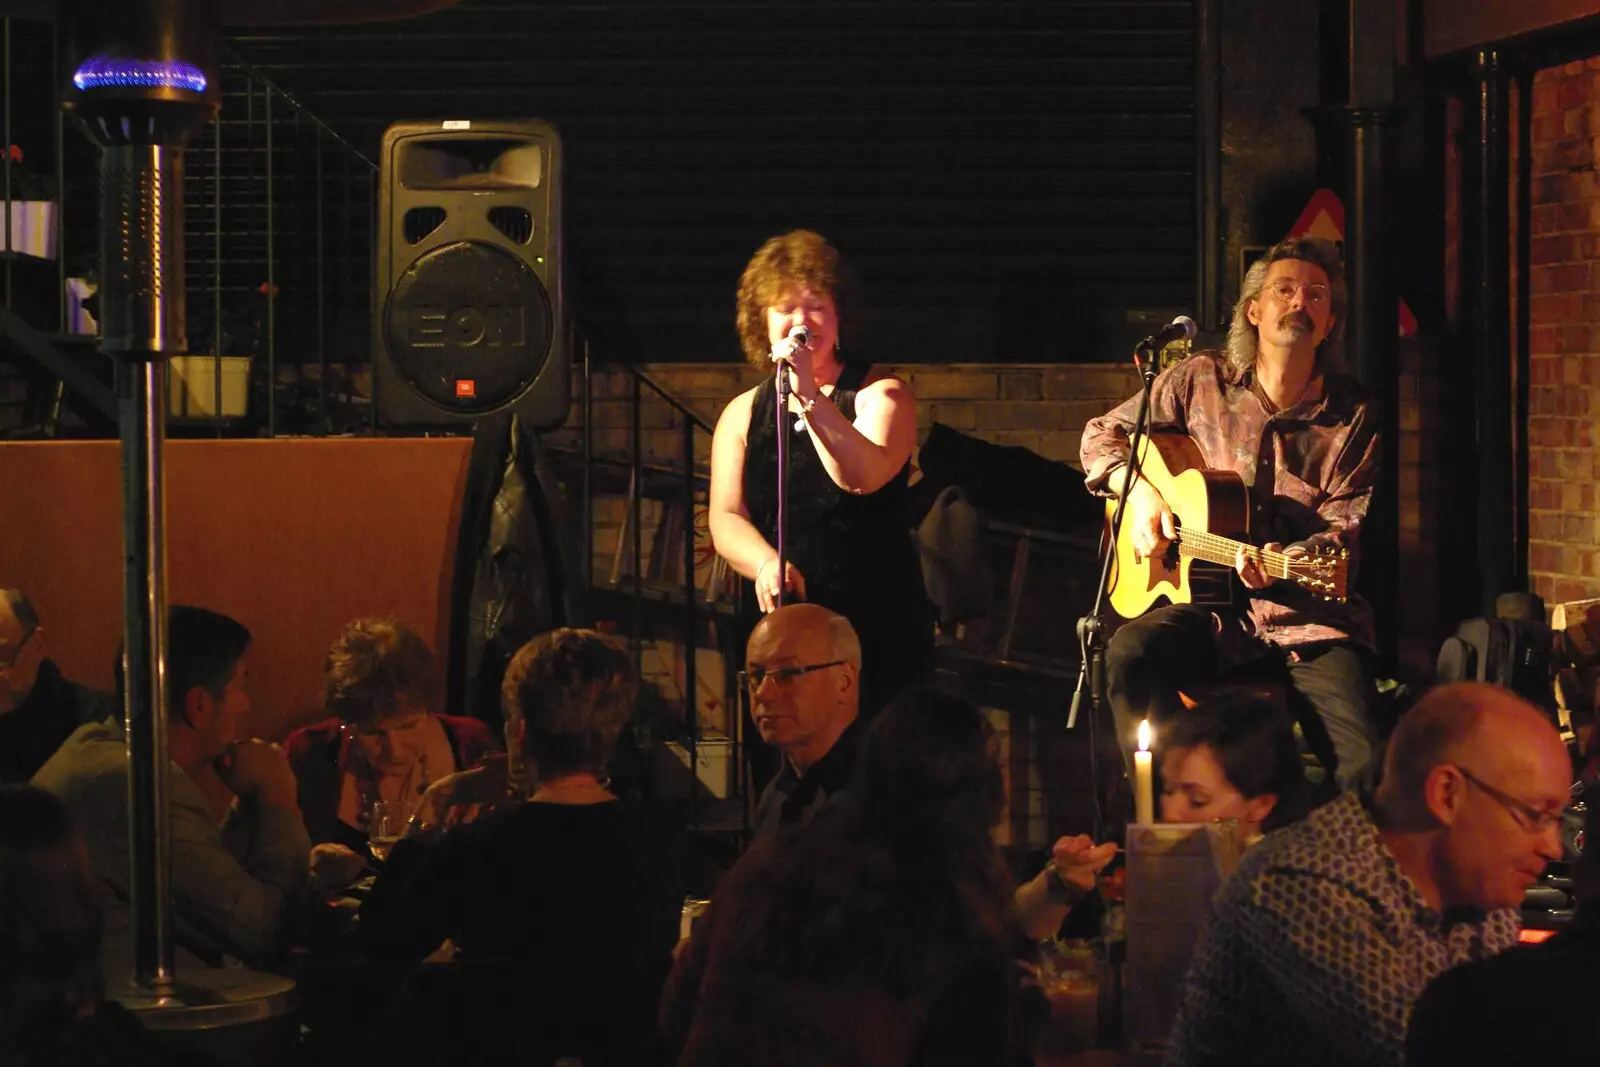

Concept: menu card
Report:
left=1122, top=821, right=1243, bottom=1050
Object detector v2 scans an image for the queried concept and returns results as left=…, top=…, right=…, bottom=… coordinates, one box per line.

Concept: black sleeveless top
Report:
left=741, top=362, right=933, bottom=713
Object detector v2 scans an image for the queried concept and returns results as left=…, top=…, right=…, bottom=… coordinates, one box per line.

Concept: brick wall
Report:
left=1528, top=60, right=1600, bottom=605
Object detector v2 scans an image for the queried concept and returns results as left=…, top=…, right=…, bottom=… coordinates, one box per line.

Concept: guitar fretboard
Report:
left=1174, top=528, right=1291, bottom=578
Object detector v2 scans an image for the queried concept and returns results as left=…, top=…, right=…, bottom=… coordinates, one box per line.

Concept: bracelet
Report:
left=1045, top=863, right=1089, bottom=905
left=796, top=392, right=819, bottom=416
left=755, top=558, right=777, bottom=584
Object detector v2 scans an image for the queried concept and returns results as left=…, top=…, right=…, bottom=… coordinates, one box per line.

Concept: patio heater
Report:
left=59, top=0, right=219, bottom=1002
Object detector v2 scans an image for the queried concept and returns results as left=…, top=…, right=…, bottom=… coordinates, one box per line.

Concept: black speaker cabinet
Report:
left=374, top=119, right=567, bottom=428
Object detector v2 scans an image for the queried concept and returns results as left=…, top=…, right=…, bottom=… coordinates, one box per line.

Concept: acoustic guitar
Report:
left=1105, top=433, right=1349, bottom=619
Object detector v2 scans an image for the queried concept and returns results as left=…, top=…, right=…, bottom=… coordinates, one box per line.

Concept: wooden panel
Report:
left=0, top=438, right=472, bottom=741
left=1423, top=0, right=1600, bottom=58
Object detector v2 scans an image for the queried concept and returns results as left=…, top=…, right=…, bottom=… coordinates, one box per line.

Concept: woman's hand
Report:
left=1050, top=834, right=1118, bottom=894
left=308, top=842, right=368, bottom=892
left=776, top=331, right=818, bottom=403
left=754, top=557, right=807, bottom=614
left=411, top=753, right=516, bottom=833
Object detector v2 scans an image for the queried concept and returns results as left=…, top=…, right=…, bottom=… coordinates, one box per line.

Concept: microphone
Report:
left=1136, top=315, right=1196, bottom=353
left=771, top=325, right=811, bottom=362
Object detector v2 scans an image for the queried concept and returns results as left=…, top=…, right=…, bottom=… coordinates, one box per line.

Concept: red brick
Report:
left=1533, top=234, right=1573, bottom=264
left=1532, top=543, right=1563, bottom=572
left=1533, top=204, right=1562, bottom=235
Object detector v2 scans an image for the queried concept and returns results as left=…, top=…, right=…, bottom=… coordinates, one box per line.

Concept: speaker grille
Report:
left=385, top=240, right=553, bottom=414
left=403, top=206, right=447, bottom=245
left=487, top=206, right=534, bottom=244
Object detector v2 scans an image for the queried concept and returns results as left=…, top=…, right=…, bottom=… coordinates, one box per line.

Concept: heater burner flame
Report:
left=72, top=57, right=208, bottom=94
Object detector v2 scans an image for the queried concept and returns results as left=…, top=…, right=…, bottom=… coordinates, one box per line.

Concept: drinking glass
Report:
left=368, top=800, right=406, bottom=861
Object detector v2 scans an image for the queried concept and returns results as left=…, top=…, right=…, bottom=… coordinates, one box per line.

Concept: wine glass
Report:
left=368, top=800, right=406, bottom=861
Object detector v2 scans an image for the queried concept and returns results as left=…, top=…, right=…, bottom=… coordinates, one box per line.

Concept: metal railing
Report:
left=578, top=338, right=746, bottom=828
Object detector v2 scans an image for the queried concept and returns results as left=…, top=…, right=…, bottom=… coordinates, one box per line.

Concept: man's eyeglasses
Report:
left=1455, top=764, right=1564, bottom=836
left=1264, top=279, right=1331, bottom=307
left=737, top=660, right=846, bottom=692
left=0, top=626, right=37, bottom=672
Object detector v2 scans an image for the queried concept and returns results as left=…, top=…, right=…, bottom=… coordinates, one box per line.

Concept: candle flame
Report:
left=1137, top=718, right=1151, bottom=752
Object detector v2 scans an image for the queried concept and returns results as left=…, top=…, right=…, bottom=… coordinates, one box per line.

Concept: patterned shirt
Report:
left=1164, top=791, right=1521, bottom=1067
left=1079, top=351, right=1379, bottom=649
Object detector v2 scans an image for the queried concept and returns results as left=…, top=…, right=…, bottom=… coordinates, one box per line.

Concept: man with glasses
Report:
left=1168, top=681, right=1570, bottom=1067
left=744, top=603, right=865, bottom=840
left=1081, top=236, right=1382, bottom=797
left=0, top=587, right=113, bottom=782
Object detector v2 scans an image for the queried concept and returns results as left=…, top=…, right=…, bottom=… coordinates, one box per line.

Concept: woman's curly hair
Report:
left=324, top=617, right=438, bottom=728
left=500, top=628, right=638, bottom=778
left=734, top=229, right=859, bottom=366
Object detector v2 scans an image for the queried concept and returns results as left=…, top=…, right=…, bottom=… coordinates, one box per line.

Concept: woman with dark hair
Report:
left=1160, top=691, right=1314, bottom=843
left=0, top=785, right=188, bottom=1067
left=285, top=617, right=498, bottom=854
left=709, top=230, right=933, bottom=720
left=1014, top=693, right=1311, bottom=942
left=661, top=689, right=1022, bottom=1066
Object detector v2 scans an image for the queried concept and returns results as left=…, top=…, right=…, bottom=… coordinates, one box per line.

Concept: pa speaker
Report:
left=373, top=119, right=568, bottom=428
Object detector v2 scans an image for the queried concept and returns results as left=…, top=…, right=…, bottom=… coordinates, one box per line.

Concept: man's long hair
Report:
left=1225, top=237, right=1348, bottom=376
left=719, top=689, right=1014, bottom=1000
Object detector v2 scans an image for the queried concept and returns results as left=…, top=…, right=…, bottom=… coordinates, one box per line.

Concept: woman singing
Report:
left=709, top=230, right=933, bottom=719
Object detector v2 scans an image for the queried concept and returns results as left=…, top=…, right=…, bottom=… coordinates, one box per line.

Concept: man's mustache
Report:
left=1278, top=311, right=1313, bottom=332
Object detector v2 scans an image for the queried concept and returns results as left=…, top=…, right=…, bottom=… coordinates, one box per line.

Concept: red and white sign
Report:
left=1286, top=188, right=1417, bottom=337
left=455, top=379, right=476, bottom=399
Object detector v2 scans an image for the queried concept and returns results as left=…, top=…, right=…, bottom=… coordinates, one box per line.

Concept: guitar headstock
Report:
left=1284, top=545, right=1349, bottom=603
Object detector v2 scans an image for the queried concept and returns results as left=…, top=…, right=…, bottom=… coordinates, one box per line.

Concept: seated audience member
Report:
left=1159, top=691, right=1314, bottom=843
left=745, top=602, right=866, bottom=840
left=34, top=607, right=312, bottom=974
left=661, top=689, right=1024, bottom=1067
left=1405, top=794, right=1600, bottom=1067
left=284, top=617, right=498, bottom=853
left=1016, top=693, right=1309, bottom=941
left=0, top=785, right=196, bottom=1067
left=0, top=588, right=113, bottom=783
left=1166, top=681, right=1570, bottom=1067
left=359, top=629, right=687, bottom=1067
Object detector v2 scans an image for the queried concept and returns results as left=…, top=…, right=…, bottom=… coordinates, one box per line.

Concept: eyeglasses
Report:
left=0, top=627, right=37, bottom=672
left=737, top=660, right=846, bottom=692
left=1454, top=765, right=1564, bottom=836
left=1264, top=279, right=1331, bottom=307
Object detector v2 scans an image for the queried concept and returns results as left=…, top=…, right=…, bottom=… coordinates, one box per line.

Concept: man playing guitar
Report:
left=1080, top=237, right=1381, bottom=798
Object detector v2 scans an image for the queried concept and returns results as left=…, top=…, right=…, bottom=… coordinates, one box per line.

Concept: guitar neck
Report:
left=1176, top=530, right=1287, bottom=578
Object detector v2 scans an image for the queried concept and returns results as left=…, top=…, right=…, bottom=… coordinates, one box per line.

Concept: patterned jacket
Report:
left=1079, top=351, right=1379, bottom=649
left=1164, top=791, right=1520, bottom=1067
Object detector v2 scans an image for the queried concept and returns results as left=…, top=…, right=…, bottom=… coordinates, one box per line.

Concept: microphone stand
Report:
left=773, top=355, right=791, bottom=608
left=1069, top=340, right=1162, bottom=843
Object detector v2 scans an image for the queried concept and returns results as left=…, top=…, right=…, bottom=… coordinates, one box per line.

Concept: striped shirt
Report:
left=1079, top=351, right=1379, bottom=649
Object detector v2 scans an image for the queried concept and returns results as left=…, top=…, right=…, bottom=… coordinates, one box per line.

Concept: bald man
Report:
left=1167, top=682, right=1570, bottom=1067
left=745, top=604, right=865, bottom=841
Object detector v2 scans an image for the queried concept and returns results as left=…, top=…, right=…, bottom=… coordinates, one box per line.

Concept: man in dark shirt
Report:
left=0, top=588, right=112, bottom=783
left=746, top=603, right=865, bottom=841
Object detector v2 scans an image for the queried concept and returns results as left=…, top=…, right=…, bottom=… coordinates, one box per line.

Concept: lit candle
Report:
left=1134, top=718, right=1155, bottom=825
